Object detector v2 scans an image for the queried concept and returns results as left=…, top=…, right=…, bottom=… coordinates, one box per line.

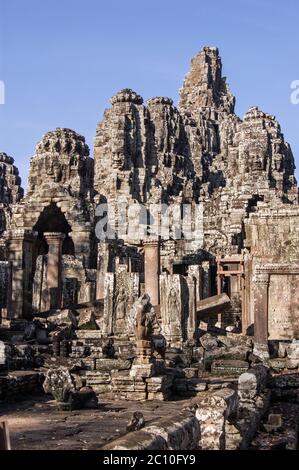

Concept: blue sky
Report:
left=0, top=0, right=298, bottom=187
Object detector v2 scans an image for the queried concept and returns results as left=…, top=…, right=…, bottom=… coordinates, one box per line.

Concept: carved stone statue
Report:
left=167, top=287, right=181, bottom=329
left=114, top=285, right=128, bottom=331
left=135, top=294, right=155, bottom=341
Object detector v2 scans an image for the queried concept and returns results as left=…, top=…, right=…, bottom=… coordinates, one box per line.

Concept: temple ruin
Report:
left=0, top=47, right=298, bottom=451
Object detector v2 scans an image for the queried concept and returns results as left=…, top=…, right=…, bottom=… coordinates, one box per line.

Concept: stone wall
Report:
left=103, top=410, right=200, bottom=450
left=103, top=367, right=269, bottom=451
left=0, top=152, right=24, bottom=236
left=244, top=205, right=299, bottom=342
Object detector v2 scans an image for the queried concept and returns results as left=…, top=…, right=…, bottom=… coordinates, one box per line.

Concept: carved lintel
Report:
left=253, top=272, right=269, bottom=286
left=256, top=264, right=299, bottom=275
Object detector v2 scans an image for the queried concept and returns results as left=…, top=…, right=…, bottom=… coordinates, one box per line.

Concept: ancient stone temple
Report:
left=0, top=46, right=298, bottom=451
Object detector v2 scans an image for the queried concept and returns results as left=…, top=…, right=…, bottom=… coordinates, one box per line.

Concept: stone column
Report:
left=187, top=274, right=197, bottom=341
left=253, top=271, right=269, bottom=359
left=144, top=240, right=160, bottom=306
left=0, top=261, right=9, bottom=320
left=202, top=261, right=211, bottom=299
left=7, top=230, right=36, bottom=319
left=44, top=232, right=65, bottom=310
left=243, top=253, right=253, bottom=336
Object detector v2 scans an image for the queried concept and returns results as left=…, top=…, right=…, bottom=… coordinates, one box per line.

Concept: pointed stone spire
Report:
left=179, top=46, right=235, bottom=117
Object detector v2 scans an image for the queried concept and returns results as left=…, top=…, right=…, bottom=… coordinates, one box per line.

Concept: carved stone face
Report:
left=53, top=163, right=62, bottom=182
left=252, top=154, right=264, bottom=172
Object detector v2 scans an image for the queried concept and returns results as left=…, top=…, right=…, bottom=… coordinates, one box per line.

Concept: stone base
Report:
left=130, top=363, right=155, bottom=379
left=111, top=370, right=172, bottom=401
left=111, top=373, right=147, bottom=401
left=146, top=375, right=173, bottom=401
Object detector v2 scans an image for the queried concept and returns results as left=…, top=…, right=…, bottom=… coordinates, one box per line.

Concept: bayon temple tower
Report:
left=0, top=47, right=299, bottom=450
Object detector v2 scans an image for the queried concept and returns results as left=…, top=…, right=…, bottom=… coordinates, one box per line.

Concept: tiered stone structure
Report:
left=0, top=153, right=23, bottom=242
left=0, top=46, right=298, bottom=361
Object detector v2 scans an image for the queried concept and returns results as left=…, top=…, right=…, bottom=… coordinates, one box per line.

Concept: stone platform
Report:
left=0, top=395, right=190, bottom=450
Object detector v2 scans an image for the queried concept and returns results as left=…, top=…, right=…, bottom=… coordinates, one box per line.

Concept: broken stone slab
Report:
left=218, top=333, right=253, bottom=350
left=48, top=310, right=78, bottom=329
left=196, top=293, right=231, bottom=316
left=75, top=330, right=102, bottom=340
left=94, top=358, right=132, bottom=371
left=200, top=333, right=219, bottom=351
left=78, top=311, right=99, bottom=330
left=211, top=359, right=249, bottom=376
left=267, top=358, right=288, bottom=372
left=203, top=345, right=249, bottom=371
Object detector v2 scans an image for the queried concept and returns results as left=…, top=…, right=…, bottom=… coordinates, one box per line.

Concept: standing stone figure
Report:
left=114, top=285, right=128, bottom=332
left=135, top=294, right=155, bottom=341
left=167, top=287, right=181, bottom=333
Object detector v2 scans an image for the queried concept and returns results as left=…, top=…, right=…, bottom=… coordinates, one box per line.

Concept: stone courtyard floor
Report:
left=0, top=395, right=190, bottom=450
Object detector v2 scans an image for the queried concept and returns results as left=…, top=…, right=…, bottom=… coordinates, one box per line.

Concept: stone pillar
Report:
left=187, top=274, right=197, bottom=341
left=7, top=230, right=36, bottom=319
left=0, top=261, right=9, bottom=320
left=253, top=271, right=269, bottom=359
left=44, top=232, right=65, bottom=310
left=202, top=261, right=211, bottom=299
left=144, top=240, right=160, bottom=306
left=243, top=255, right=253, bottom=336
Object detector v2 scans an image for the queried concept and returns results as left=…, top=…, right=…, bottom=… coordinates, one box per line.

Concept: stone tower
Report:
left=0, top=152, right=23, bottom=237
